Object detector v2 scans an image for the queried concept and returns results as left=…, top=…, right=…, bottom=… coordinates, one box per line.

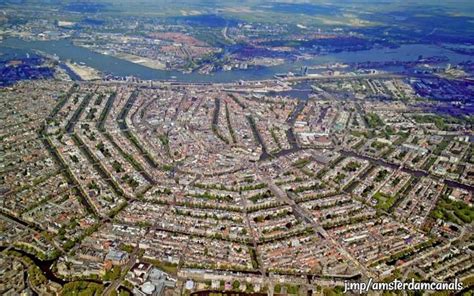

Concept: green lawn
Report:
left=373, top=191, right=396, bottom=211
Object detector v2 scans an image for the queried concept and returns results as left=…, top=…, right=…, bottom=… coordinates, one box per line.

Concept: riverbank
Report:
left=114, top=51, right=166, bottom=70
left=64, top=61, right=101, bottom=80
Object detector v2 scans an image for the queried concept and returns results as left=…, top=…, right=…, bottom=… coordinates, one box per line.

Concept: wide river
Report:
left=0, top=37, right=472, bottom=83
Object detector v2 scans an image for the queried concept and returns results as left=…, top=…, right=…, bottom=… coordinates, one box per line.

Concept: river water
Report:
left=1, top=38, right=473, bottom=83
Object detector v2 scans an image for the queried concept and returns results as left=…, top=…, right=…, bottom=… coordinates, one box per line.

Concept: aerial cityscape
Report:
left=0, top=1, right=473, bottom=295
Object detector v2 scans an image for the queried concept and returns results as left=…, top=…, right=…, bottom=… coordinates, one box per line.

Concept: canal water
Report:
left=1, top=38, right=473, bottom=83
left=0, top=246, right=66, bottom=285
left=0, top=246, right=104, bottom=287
